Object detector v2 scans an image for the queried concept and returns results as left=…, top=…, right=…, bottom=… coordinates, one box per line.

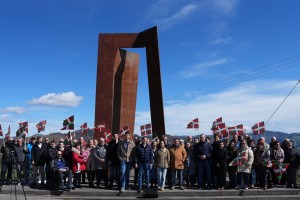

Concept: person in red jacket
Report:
left=72, top=143, right=86, bottom=188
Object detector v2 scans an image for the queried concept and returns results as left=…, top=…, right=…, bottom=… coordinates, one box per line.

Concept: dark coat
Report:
left=214, top=148, right=228, bottom=167
left=284, top=147, right=299, bottom=168
left=135, top=143, right=153, bottom=165
left=31, top=143, right=47, bottom=166
left=107, top=140, right=120, bottom=166
left=1, top=145, right=10, bottom=163
left=193, top=141, right=213, bottom=162
left=62, top=145, right=73, bottom=167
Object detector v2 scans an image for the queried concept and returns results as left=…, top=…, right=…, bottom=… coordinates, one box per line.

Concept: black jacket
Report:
left=107, top=140, right=120, bottom=166
left=1, top=145, right=10, bottom=163
left=62, top=145, right=72, bottom=167
left=284, top=147, right=299, bottom=168
left=135, top=143, right=153, bottom=164
left=31, top=143, right=47, bottom=166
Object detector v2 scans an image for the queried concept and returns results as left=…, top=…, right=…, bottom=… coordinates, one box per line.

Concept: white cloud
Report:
left=211, top=0, right=240, bottom=15
left=178, top=58, right=230, bottom=78
left=135, top=80, right=300, bottom=135
left=211, top=37, right=233, bottom=45
left=0, top=107, right=27, bottom=114
left=1, top=114, right=10, bottom=119
left=153, top=3, right=198, bottom=30
left=28, top=91, right=83, bottom=107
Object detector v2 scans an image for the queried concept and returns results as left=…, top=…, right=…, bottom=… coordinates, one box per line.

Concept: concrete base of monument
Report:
left=1, top=185, right=300, bottom=199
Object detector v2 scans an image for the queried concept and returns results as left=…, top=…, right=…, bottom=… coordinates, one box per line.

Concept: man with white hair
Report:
left=94, top=137, right=108, bottom=189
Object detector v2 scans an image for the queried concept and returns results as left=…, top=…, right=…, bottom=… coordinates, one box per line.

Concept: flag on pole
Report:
left=229, top=151, right=247, bottom=166
left=119, top=125, right=129, bottom=137
left=0, top=124, right=2, bottom=136
left=252, top=121, right=265, bottom=135
left=211, top=117, right=223, bottom=130
left=104, top=129, right=112, bottom=142
left=140, top=123, right=152, bottom=136
left=5, top=125, right=11, bottom=139
left=186, top=118, right=199, bottom=129
left=228, top=124, right=244, bottom=136
left=80, top=122, right=88, bottom=135
left=61, top=115, right=74, bottom=130
left=36, top=120, right=47, bottom=133
left=272, top=161, right=289, bottom=182
left=212, top=123, right=228, bottom=136
left=16, top=121, right=28, bottom=137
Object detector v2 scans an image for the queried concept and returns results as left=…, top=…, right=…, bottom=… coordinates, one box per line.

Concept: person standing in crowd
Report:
left=133, top=136, right=140, bottom=187
left=44, top=137, right=51, bottom=149
left=154, top=140, right=170, bottom=191
left=0, top=141, right=11, bottom=185
left=72, top=143, right=86, bottom=188
left=284, top=142, right=298, bottom=188
left=117, top=131, right=136, bottom=193
left=79, top=136, right=87, bottom=184
left=14, top=138, right=28, bottom=185
left=94, top=138, right=108, bottom=189
left=227, top=140, right=237, bottom=189
left=248, top=139, right=256, bottom=189
left=135, top=136, right=153, bottom=193
left=183, top=141, right=192, bottom=188
left=62, top=141, right=73, bottom=188
left=169, top=138, right=187, bottom=190
left=231, top=134, right=239, bottom=148
left=270, top=141, right=285, bottom=185
left=31, top=136, right=47, bottom=187
left=194, top=134, right=213, bottom=190
left=85, top=139, right=96, bottom=188
left=214, top=141, right=227, bottom=190
left=107, top=133, right=121, bottom=189
left=26, top=137, right=36, bottom=179
left=46, top=141, right=57, bottom=187
left=236, top=140, right=253, bottom=190
left=253, top=140, right=270, bottom=190
left=150, top=140, right=157, bottom=188
left=269, top=137, right=277, bottom=149
left=211, top=134, right=221, bottom=188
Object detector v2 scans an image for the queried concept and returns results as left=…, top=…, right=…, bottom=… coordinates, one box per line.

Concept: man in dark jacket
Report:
left=14, top=138, right=28, bottom=184
left=135, top=137, right=153, bottom=193
left=1, top=141, right=12, bottom=184
left=46, top=141, right=57, bottom=186
left=107, top=133, right=121, bottom=189
left=194, top=134, right=213, bottom=190
left=284, top=142, right=299, bottom=188
left=31, top=136, right=47, bottom=187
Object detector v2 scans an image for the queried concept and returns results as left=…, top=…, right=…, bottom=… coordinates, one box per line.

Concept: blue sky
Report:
left=1, top=0, right=300, bottom=137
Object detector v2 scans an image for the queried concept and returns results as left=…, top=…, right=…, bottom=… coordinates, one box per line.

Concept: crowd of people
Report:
left=0, top=131, right=299, bottom=193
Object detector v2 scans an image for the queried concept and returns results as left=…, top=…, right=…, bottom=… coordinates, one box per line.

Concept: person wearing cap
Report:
left=254, top=140, right=270, bottom=190
left=117, top=131, right=136, bottom=192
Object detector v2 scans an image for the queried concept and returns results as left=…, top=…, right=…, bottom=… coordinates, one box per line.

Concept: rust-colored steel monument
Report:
left=94, top=26, right=165, bottom=139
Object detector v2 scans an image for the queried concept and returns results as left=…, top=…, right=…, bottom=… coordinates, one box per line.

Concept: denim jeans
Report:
left=237, top=172, right=249, bottom=188
left=171, top=169, right=183, bottom=187
left=197, top=160, right=211, bottom=188
left=157, top=167, right=167, bottom=188
left=120, top=160, right=131, bottom=189
left=109, top=165, right=120, bottom=187
left=138, top=163, right=150, bottom=189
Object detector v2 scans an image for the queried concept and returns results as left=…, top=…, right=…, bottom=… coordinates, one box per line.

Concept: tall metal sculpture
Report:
left=94, top=26, right=165, bottom=139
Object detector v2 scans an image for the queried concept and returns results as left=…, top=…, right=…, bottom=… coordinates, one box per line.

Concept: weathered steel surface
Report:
left=94, top=26, right=165, bottom=139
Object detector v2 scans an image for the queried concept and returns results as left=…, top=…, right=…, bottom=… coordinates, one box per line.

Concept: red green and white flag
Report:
left=104, top=129, right=112, bottom=143
left=211, top=117, right=222, bottom=130
left=272, top=161, right=289, bottom=181
left=229, top=151, right=247, bottom=166
left=140, top=123, right=152, bottom=136
left=80, top=122, right=88, bottom=135
left=16, top=121, right=28, bottom=137
left=36, top=120, right=46, bottom=133
left=228, top=124, right=244, bottom=136
left=212, top=123, right=228, bottom=136
left=186, top=118, right=199, bottom=129
left=5, top=125, right=11, bottom=139
left=119, top=125, right=129, bottom=138
left=61, top=115, right=74, bottom=130
left=252, top=121, right=265, bottom=135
